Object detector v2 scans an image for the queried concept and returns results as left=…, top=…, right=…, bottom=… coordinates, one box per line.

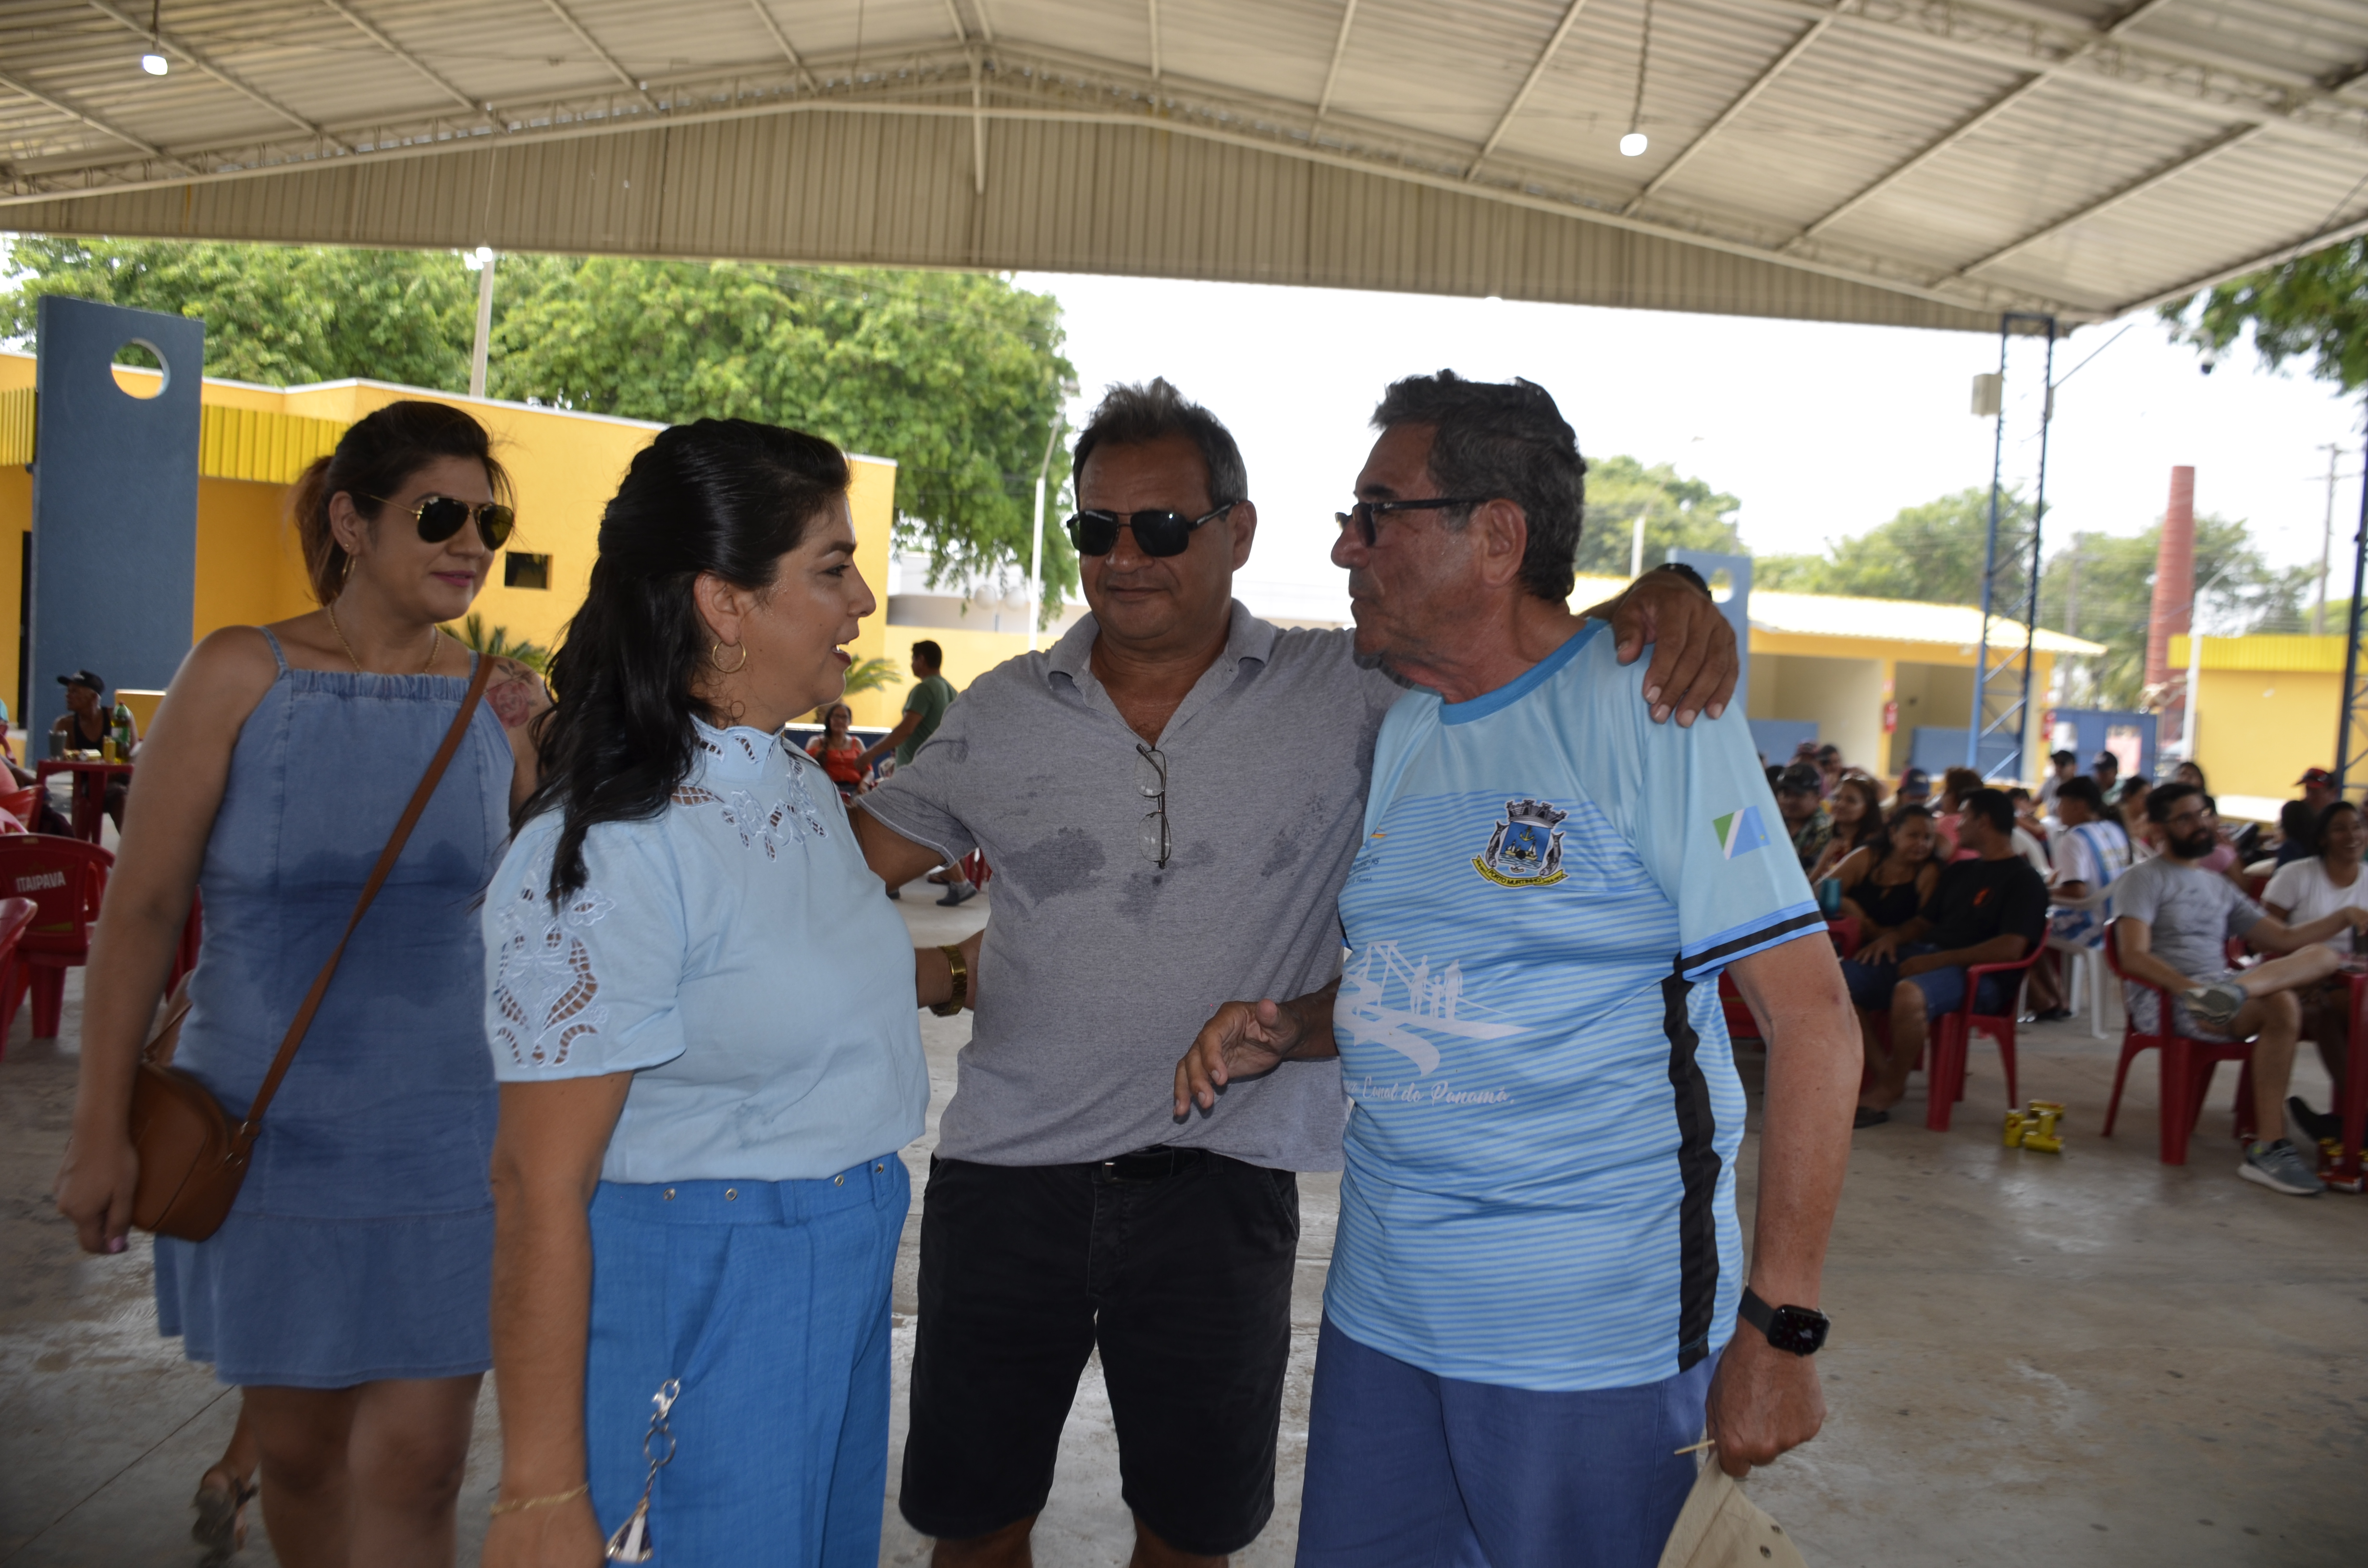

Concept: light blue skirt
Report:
left=586, top=1157, right=909, bottom=1568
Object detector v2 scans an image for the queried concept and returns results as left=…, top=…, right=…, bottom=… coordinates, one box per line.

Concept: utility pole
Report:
left=469, top=248, right=497, bottom=400
left=2317, top=441, right=2343, bottom=635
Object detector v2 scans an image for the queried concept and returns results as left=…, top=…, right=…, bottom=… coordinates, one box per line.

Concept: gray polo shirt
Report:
left=858, top=603, right=1403, bottom=1170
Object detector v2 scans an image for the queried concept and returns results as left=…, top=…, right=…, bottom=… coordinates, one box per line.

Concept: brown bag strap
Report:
left=233, top=651, right=497, bottom=1146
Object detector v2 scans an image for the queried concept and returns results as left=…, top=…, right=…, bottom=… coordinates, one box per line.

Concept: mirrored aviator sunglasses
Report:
left=365, top=493, right=517, bottom=550
left=1064, top=502, right=1234, bottom=558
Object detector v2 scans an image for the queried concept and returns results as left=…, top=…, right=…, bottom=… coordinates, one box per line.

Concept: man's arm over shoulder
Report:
left=852, top=665, right=1003, bottom=883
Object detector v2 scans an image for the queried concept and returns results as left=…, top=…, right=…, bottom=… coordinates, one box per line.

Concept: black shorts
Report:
left=898, top=1148, right=1299, bottom=1556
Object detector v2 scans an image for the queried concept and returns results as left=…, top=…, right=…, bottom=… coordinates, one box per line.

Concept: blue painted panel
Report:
left=1748, top=718, right=1817, bottom=765
left=1910, top=727, right=2017, bottom=778
left=30, top=298, right=202, bottom=740
left=1665, top=547, right=1752, bottom=713
left=2048, top=709, right=2158, bottom=782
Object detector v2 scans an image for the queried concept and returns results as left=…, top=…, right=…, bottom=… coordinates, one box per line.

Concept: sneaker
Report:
left=885, top=885, right=902, bottom=901
left=937, top=882, right=976, bottom=907
left=2287, top=1096, right=2342, bottom=1145
left=2182, top=980, right=2249, bottom=1031
left=2239, top=1138, right=2325, bottom=1196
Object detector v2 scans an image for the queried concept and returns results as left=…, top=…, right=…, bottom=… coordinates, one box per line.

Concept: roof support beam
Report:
left=83, top=0, right=351, bottom=149
left=2119, top=208, right=2368, bottom=316
left=0, top=68, right=163, bottom=157
left=1147, top=0, right=1162, bottom=78
left=1948, top=122, right=2266, bottom=279
left=745, top=0, right=819, bottom=91
left=1622, top=10, right=1832, bottom=216
left=1467, top=0, right=1594, bottom=180
left=534, top=0, right=660, bottom=110
left=1314, top=0, right=1360, bottom=120
left=1781, top=0, right=2178, bottom=249
left=315, top=0, right=482, bottom=114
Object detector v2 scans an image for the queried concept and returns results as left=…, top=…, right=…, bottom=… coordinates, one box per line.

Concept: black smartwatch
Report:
left=1653, top=561, right=1714, bottom=598
left=1739, top=1287, right=1829, bottom=1356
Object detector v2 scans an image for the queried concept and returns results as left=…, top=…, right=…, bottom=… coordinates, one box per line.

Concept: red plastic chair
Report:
left=959, top=850, right=994, bottom=893
left=2102, top=923, right=2258, bottom=1164
left=0, top=835, right=112, bottom=1040
left=0, top=785, right=41, bottom=826
left=0, top=895, right=39, bottom=1055
left=1719, top=919, right=1858, bottom=1043
left=1923, top=940, right=2047, bottom=1131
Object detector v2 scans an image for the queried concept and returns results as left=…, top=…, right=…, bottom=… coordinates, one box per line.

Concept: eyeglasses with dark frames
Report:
left=1066, top=503, right=1237, bottom=559
left=1334, top=496, right=1492, bottom=548
left=1136, top=742, right=1172, bottom=869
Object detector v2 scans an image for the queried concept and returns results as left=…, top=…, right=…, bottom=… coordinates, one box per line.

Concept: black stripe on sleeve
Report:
left=1662, top=964, right=1723, bottom=1372
left=1681, top=907, right=1827, bottom=975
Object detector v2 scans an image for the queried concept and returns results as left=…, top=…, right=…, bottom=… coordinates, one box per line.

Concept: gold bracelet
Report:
left=490, top=1482, right=590, bottom=1516
left=930, top=942, right=968, bottom=1017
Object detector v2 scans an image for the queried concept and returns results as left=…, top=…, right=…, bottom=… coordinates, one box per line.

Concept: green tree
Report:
left=1573, top=456, right=1743, bottom=576
left=0, top=236, right=475, bottom=389
left=2037, top=518, right=2314, bottom=709
left=2162, top=236, right=2368, bottom=390
left=489, top=256, right=1076, bottom=597
left=0, top=240, right=1078, bottom=593
left=1755, top=489, right=2031, bottom=605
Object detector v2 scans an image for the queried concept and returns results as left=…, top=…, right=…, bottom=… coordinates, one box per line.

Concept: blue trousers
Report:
left=585, top=1158, right=909, bottom=1568
left=1296, top=1317, right=1714, bottom=1568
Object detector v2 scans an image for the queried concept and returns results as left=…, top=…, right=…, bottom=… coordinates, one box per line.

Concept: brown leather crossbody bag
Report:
left=127, top=652, right=495, bottom=1241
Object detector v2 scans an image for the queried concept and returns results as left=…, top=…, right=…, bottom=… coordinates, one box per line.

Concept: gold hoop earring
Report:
left=709, top=640, right=750, bottom=674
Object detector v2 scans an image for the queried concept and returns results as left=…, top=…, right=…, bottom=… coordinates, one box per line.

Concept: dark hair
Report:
left=1961, top=787, right=2015, bottom=836
left=2007, top=785, right=2034, bottom=805
left=2282, top=798, right=2320, bottom=851
left=1866, top=802, right=1935, bottom=867
left=2118, top=777, right=2152, bottom=806
left=2094, top=750, right=2120, bottom=771
left=2055, top=775, right=2106, bottom=814
left=2145, top=781, right=2204, bottom=824
left=2318, top=798, right=2358, bottom=851
left=910, top=639, right=944, bottom=670
left=2050, top=749, right=2077, bottom=766
left=520, top=418, right=851, bottom=904
left=1777, top=763, right=1821, bottom=796
left=1072, top=378, right=1247, bottom=511
left=289, top=400, right=511, bottom=605
left=1830, top=776, right=1884, bottom=851
left=1940, top=766, right=1984, bottom=809
left=2173, top=760, right=2208, bottom=788
left=1370, top=370, right=1589, bottom=603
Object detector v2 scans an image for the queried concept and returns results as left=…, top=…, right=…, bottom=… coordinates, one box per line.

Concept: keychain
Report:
left=605, top=1379, right=680, bottom=1563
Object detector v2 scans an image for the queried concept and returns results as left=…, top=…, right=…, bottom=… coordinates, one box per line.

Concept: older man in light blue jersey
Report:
left=1176, top=372, right=1859, bottom=1566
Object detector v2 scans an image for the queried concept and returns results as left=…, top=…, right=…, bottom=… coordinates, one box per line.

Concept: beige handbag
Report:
left=1657, top=1456, right=1809, bottom=1568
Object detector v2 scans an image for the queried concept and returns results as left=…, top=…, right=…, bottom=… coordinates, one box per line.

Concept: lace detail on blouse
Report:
left=490, top=883, right=617, bottom=1067
left=666, top=743, right=828, bottom=852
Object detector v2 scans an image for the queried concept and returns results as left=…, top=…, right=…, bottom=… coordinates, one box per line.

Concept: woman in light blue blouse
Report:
left=479, top=420, right=973, bottom=1567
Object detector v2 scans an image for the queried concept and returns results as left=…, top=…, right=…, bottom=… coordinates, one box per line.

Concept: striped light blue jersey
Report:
left=1325, top=620, right=1820, bottom=1391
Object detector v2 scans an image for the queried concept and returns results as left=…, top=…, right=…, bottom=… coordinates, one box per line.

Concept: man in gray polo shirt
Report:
left=854, top=378, right=1737, bottom=1567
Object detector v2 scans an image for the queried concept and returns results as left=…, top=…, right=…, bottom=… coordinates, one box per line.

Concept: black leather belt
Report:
left=1096, top=1146, right=1206, bottom=1184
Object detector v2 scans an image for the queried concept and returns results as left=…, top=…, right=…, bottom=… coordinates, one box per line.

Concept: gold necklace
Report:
left=326, top=603, right=439, bottom=674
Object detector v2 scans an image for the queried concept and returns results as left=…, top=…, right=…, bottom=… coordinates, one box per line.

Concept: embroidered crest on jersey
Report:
left=1712, top=805, right=1771, bottom=860
left=1473, top=798, right=1568, bottom=887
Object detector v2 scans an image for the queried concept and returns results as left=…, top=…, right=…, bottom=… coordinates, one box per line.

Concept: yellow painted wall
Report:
left=0, top=355, right=925, bottom=718
left=2188, top=666, right=2340, bottom=801
left=1750, top=653, right=1887, bottom=774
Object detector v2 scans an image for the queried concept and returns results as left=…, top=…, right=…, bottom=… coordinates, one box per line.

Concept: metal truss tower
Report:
left=1969, top=313, right=2057, bottom=782
left=2332, top=413, right=2368, bottom=801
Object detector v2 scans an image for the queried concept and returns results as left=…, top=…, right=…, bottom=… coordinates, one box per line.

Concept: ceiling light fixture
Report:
left=1620, top=0, right=1653, bottom=156
left=139, top=0, right=167, bottom=74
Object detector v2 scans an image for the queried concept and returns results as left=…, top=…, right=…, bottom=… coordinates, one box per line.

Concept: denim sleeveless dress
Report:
left=152, top=630, right=510, bottom=1387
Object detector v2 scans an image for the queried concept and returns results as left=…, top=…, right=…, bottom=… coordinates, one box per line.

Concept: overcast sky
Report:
left=1018, top=271, right=2366, bottom=625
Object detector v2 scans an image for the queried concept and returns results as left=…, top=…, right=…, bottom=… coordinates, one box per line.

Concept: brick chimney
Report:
left=2146, top=466, right=2196, bottom=737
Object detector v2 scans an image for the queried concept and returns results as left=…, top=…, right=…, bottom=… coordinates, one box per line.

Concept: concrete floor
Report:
left=4, top=885, right=2366, bottom=1565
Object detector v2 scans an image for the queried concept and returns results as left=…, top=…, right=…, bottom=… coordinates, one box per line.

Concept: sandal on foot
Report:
left=1852, top=1107, right=1890, bottom=1129
left=192, top=1472, right=257, bottom=1561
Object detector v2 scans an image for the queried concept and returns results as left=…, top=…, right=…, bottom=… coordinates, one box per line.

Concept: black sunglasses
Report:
left=1335, top=496, right=1492, bottom=547
left=359, top=493, right=518, bottom=551
left=1065, top=502, right=1235, bottom=558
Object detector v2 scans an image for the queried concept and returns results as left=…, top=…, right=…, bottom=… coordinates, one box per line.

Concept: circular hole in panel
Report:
left=112, top=339, right=168, bottom=399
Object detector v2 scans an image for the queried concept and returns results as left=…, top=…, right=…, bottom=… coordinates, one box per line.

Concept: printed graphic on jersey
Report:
left=1336, top=940, right=1523, bottom=1076
left=1472, top=797, right=1569, bottom=887
left=1711, top=805, right=1770, bottom=860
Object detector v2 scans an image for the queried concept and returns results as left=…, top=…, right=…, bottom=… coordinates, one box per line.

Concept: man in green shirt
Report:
left=862, top=640, right=957, bottom=770
left=863, top=641, right=971, bottom=903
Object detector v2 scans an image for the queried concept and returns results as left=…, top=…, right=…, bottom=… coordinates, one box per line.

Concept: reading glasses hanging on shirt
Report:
left=1137, top=743, right=1172, bottom=869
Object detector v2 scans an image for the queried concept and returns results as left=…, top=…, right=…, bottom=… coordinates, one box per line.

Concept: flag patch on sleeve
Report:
left=1712, top=806, right=1770, bottom=859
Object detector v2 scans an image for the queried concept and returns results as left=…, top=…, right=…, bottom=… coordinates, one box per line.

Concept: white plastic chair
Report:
left=2047, top=885, right=2114, bottom=1040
